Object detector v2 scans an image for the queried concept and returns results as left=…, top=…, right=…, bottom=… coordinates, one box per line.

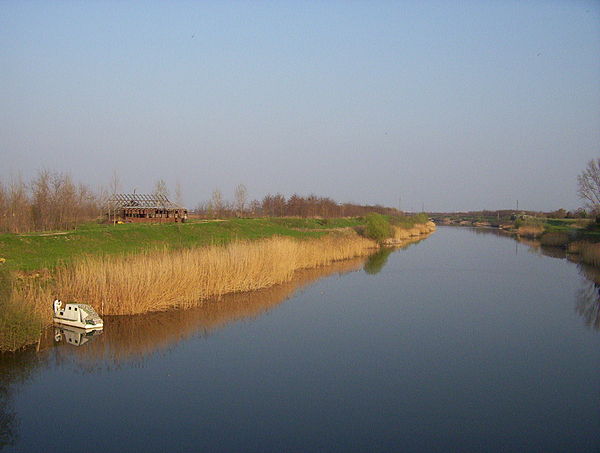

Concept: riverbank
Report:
left=434, top=217, right=600, bottom=267
left=0, top=217, right=436, bottom=352
left=0, top=217, right=363, bottom=272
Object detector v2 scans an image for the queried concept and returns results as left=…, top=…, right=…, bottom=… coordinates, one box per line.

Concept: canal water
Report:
left=1, top=227, right=599, bottom=452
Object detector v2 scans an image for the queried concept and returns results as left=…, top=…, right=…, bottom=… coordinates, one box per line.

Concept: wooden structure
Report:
left=107, top=194, right=187, bottom=223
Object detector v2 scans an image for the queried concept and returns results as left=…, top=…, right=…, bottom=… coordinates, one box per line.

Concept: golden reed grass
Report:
left=0, top=279, right=52, bottom=351
left=54, top=233, right=377, bottom=316
left=387, top=222, right=436, bottom=242
left=39, top=257, right=367, bottom=363
left=517, top=225, right=544, bottom=238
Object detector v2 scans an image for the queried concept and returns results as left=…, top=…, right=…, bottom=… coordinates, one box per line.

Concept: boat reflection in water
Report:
left=53, top=325, right=103, bottom=347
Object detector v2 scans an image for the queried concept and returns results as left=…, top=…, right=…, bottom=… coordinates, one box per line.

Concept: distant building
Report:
left=107, top=194, right=187, bottom=223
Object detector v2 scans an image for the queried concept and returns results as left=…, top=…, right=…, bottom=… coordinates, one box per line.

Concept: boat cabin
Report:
left=53, top=300, right=103, bottom=330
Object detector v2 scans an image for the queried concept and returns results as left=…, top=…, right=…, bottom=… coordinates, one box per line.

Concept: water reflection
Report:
left=364, top=248, right=394, bottom=275
left=576, top=265, right=600, bottom=330
left=465, top=226, right=600, bottom=330
left=0, top=349, right=46, bottom=450
left=38, top=256, right=368, bottom=365
left=364, top=234, right=432, bottom=275
left=53, top=326, right=103, bottom=347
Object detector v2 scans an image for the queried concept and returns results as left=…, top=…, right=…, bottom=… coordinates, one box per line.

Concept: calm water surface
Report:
left=1, top=227, right=599, bottom=452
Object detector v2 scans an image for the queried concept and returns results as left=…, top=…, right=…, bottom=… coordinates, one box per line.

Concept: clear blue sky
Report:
left=1, top=1, right=599, bottom=211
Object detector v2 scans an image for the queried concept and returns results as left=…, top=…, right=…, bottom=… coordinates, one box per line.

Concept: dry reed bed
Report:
left=0, top=280, right=53, bottom=351
left=40, top=256, right=367, bottom=362
left=517, top=225, right=545, bottom=238
left=387, top=222, right=436, bottom=243
left=55, top=233, right=377, bottom=315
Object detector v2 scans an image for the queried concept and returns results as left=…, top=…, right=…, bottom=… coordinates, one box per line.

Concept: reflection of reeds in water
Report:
left=539, top=232, right=569, bottom=247
left=576, top=279, right=600, bottom=330
left=573, top=265, right=600, bottom=330
left=40, top=257, right=367, bottom=363
left=0, top=347, right=45, bottom=448
left=55, top=233, right=376, bottom=316
left=579, top=242, right=600, bottom=267
left=366, top=234, right=431, bottom=275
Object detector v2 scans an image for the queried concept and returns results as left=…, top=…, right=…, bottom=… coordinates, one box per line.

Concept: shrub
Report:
left=364, top=213, right=393, bottom=243
left=389, top=213, right=429, bottom=229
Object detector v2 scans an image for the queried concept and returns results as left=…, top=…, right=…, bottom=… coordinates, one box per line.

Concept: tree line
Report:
left=0, top=172, right=404, bottom=233
left=195, top=186, right=402, bottom=219
left=0, top=171, right=101, bottom=233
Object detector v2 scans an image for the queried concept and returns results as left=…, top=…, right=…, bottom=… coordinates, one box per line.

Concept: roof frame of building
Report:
left=108, top=193, right=186, bottom=210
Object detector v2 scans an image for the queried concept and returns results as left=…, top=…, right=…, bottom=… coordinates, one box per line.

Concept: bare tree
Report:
left=175, top=181, right=184, bottom=206
left=110, top=169, right=121, bottom=196
left=106, top=170, right=122, bottom=225
left=154, top=179, right=169, bottom=198
left=5, top=175, right=31, bottom=233
left=249, top=199, right=261, bottom=217
left=578, top=158, right=600, bottom=214
left=234, top=184, right=248, bottom=217
left=211, top=188, right=223, bottom=218
left=31, top=169, right=51, bottom=230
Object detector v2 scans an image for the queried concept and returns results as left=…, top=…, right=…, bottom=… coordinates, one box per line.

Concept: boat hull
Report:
left=53, top=317, right=104, bottom=330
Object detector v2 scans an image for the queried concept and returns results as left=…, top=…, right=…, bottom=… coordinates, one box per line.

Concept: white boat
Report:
left=53, top=299, right=104, bottom=330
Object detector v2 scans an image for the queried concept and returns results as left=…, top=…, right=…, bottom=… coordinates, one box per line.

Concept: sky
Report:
left=1, top=1, right=599, bottom=212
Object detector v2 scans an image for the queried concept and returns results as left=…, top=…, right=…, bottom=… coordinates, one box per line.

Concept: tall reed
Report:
left=517, top=225, right=545, bottom=238
left=387, top=222, right=435, bottom=242
left=55, top=233, right=377, bottom=315
left=40, top=257, right=367, bottom=362
left=0, top=275, right=52, bottom=351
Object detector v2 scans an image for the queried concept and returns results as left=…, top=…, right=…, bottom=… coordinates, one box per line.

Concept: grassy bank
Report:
left=449, top=216, right=600, bottom=268
left=0, top=215, right=436, bottom=351
left=0, top=218, right=335, bottom=272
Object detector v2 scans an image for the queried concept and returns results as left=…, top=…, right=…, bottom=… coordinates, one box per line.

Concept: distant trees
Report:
left=0, top=171, right=101, bottom=233
left=194, top=185, right=401, bottom=219
left=153, top=179, right=169, bottom=198
left=209, top=189, right=224, bottom=218
left=578, top=158, right=600, bottom=214
left=234, top=184, right=247, bottom=217
left=174, top=182, right=184, bottom=206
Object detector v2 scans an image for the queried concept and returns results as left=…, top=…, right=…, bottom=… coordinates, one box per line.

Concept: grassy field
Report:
left=0, top=218, right=356, bottom=272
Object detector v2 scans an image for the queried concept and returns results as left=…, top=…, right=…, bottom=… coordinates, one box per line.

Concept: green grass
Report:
left=388, top=213, right=429, bottom=228
left=268, top=217, right=364, bottom=229
left=0, top=218, right=334, bottom=272
left=542, top=218, right=587, bottom=232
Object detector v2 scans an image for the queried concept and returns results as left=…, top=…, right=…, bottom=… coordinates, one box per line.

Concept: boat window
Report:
left=68, top=307, right=71, bottom=310
left=74, top=308, right=77, bottom=311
